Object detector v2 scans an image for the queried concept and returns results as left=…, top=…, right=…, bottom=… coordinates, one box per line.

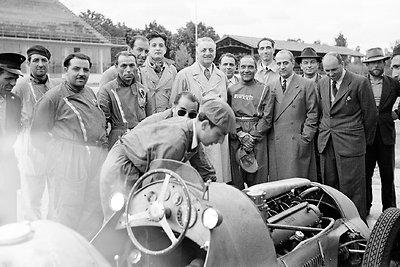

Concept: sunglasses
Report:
left=177, top=109, right=197, bottom=119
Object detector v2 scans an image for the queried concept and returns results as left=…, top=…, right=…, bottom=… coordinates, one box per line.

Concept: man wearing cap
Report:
left=99, top=99, right=235, bottom=220
left=219, top=53, right=239, bottom=88
left=318, top=52, right=377, bottom=220
left=170, top=37, right=231, bottom=183
left=228, top=55, right=274, bottom=189
left=12, top=45, right=62, bottom=220
left=391, top=44, right=400, bottom=82
left=30, top=53, right=108, bottom=239
left=0, top=52, right=25, bottom=225
left=363, top=47, right=400, bottom=214
left=255, top=37, right=279, bottom=85
left=140, top=31, right=177, bottom=113
left=99, top=35, right=150, bottom=87
left=296, top=47, right=323, bottom=182
left=97, top=51, right=153, bottom=149
left=267, top=50, right=319, bottom=182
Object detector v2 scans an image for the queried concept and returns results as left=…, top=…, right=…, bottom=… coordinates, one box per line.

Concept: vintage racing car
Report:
left=91, top=160, right=400, bottom=266
left=88, top=159, right=400, bottom=267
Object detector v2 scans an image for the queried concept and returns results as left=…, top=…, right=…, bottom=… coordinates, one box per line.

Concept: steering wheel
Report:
left=125, top=168, right=192, bottom=255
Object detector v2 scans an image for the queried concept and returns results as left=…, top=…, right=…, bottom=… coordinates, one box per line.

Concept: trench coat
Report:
left=317, top=71, right=378, bottom=220
left=268, top=74, right=318, bottom=181
left=170, top=62, right=231, bottom=182
left=140, top=58, right=177, bottom=113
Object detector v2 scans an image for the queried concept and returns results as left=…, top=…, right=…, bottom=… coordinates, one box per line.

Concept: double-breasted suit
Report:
left=267, top=74, right=319, bottom=181
left=365, top=74, right=400, bottom=211
left=170, top=62, right=231, bottom=183
left=317, top=71, right=378, bottom=220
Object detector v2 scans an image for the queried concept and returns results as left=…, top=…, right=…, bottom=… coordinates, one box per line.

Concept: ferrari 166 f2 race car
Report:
left=90, top=159, right=400, bottom=267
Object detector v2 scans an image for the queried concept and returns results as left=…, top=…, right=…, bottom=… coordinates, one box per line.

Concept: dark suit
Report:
left=317, top=71, right=378, bottom=220
left=0, top=92, right=21, bottom=225
left=365, top=75, right=400, bottom=211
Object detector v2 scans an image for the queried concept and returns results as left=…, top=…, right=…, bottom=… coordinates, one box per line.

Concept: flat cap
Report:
left=199, top=99, right=235, bottom=134
left=0, top=53, right=26, bottom=76
left=27, top=45, right=51, bottom=60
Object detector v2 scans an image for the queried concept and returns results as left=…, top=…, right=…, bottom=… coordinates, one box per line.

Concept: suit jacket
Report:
left=317, top=71, right=378, bottom=156
left=140, top=58, right=177, bottom=113
left=267, top=74, right=319, bottom=181
left=170, top=62, right=228, bottom=104
left=369, top=75, right=400, bottom=145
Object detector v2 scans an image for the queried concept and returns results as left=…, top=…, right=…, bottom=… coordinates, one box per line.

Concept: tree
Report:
left=80, top=9, right=132, bottom=37
left=313, top=40, right=321, bottom=45
left=287, top=38, right=304, bottom=43
left=171, top=21, right=220, bottom=62
left=174, top=44, right=194, bottom=71
left=334, top=32, right=348, bottom=47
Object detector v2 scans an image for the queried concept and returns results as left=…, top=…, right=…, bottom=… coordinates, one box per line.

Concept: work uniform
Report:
left=100, top=116, right=206, bottom=220
left=141, top=57, right=177, bottom=113
left=228, top=80, right=274, bottom=189
left=0, top=92, right=21, bottom=225
left=137, top=108, right=216, bottom=182
left=97, top=75, right=153, bottom=149
left=31, top=81, right=108, bottom=240
left=12, top=74, right=62, bottom=220
left=254, top=61, right=279, bottom=85
left=170, top=62, right=231, bottom=182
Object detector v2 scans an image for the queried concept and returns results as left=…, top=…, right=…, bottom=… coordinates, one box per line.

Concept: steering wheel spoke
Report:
left=159, top=173, right=171, bottom=202
left=127, top=210, right=149, bottom=225
left=159, top=216, right=178, bottom=244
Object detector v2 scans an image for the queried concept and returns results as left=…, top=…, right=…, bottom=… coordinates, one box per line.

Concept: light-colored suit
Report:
left=317, top=71, right=378, bottom=220
left=141, top=58, right=177, bottom=113
left=170, top=62, right=231, bottom=183
left=268, top=74, right=318, bottom=181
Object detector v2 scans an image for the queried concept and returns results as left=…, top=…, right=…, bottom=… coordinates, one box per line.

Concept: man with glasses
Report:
left=228, top=55, right=274, bottom=189
left=98, top=51, right=153, bottom=149
left=100, top=99, right=235, bottom=220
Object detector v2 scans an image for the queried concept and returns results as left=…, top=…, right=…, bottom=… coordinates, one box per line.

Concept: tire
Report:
left=362, top=208, right=400, bottom=267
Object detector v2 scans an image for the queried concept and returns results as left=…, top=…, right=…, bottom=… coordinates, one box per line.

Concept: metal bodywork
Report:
left=91, top=160, right=372, bottom=267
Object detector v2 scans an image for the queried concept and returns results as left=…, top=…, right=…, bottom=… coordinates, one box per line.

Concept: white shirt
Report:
left=331, top=70, right=346, bottom=102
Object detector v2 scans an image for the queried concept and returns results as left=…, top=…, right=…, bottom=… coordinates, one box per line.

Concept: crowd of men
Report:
left=1, top=31, right=400, bottom=239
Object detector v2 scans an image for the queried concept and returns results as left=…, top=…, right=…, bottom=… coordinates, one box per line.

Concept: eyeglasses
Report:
left=177, top=109, right=197, bottom=119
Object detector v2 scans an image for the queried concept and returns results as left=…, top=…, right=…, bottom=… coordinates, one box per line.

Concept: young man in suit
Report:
left=363, top=47, right=400, bottom=214
left=267, top=50, right=319, bottom=182
left=318, top=52, right=378, bottom=220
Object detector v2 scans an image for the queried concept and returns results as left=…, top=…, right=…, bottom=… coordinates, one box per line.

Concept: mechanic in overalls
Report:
left=228, top=55, right=275, bottom=189
left=12, top=45, right=62, bottom=220
left=30, top=53, right=108, bottom=240
left=100, top=99, right=235, bottom=220
left=97, top=51, right=153, bottom=150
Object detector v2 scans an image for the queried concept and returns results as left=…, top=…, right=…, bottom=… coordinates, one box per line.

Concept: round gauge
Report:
left=176, top=204, right=197, bottom=228
left=172, top=192, right=183, bottom=206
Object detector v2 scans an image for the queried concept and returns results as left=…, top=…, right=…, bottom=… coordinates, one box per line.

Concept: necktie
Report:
left=332, top=81, right=338, bottom=97
left=204, top=68, right=211, bottom=80
left=282, top=79, right=287, bottom=93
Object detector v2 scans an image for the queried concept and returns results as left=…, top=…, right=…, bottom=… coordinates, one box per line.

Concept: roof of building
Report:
left=0, top=0, right=111, bottom=44
left=217, top=35, right=363, bottom=57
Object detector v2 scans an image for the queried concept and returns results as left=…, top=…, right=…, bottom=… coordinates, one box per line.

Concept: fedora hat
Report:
left=392, top=44, right=400, bottom=59
left=363, top=47, right=390, bottom=63
left=295, top=47, right=321, bottom=64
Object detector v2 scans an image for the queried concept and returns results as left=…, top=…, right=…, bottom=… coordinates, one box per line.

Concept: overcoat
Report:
left=268, top=74, right=318, bottom=181
left=170, top=62, right=231, bottom=182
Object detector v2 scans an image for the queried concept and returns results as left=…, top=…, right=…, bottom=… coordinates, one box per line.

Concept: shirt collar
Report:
left=281, top=72, right=294, bottom=87
left=191, top=119, right=198, bottom=150
left=334, top=70, right=346, bottom=88
left=260, top=60, right=278, bottom=72
left=198, top=62, right=213, bottom=74
left=30, top=73, right=48, bottom=85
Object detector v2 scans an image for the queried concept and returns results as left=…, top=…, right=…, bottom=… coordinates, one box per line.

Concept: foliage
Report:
left=287, top=38, right=304, bottom=43
left=79, top=9, right=129, bottom=37
left=313, top=40, right=321, bottom=45
left=334, top=32, right=348, bottom=47
left=171, top=21, right=220, bottom=62
left=174, top=44, right=194, bottom=71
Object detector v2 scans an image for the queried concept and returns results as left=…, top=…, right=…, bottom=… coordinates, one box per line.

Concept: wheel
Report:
left=125, top=168, right=192, bottom=256
left=362, top=208, right=400, bottom=267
